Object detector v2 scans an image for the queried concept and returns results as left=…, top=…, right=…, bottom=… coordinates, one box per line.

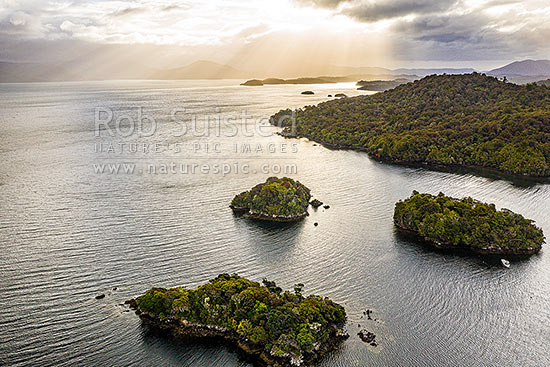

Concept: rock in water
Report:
left=310, top=199, right=323, bottom=208
left=358, top=329, right=377, bottom=345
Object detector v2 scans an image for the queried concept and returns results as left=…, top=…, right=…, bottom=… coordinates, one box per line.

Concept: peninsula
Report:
left=270, top=73, right=550, bottom=178
left=394, top=192, right=545, bottom=255
left=130, top=274, right=348, bottom=367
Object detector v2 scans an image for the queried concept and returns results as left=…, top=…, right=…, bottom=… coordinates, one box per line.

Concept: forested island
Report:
left=270, top=73, right=550, bottom=178
left=394, top=192, right=545, bottom=255
left=241, top=77, right=344, bottom=86
left=130, top=274, right=348, bottom=367
left=231, top=177, right=312, bottom=222
left=356, top=78, right=410, bottom=91
left=240, top=74, right=411, bottom=86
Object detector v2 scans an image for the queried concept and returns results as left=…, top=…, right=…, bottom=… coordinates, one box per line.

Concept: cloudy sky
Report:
left=1, top=0, right=549, bottom=70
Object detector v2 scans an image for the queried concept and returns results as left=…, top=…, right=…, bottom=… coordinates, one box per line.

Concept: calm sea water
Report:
left=1, top=80, right=549, bottom=367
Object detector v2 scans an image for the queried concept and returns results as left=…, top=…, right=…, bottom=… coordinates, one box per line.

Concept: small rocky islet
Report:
left=309, top=199, right=323, bottom=208
left=129, top=274, right=348, bottom=367
left=394, top=191, right=545, bottom=255
left=231, top=177, right=319, bottom=222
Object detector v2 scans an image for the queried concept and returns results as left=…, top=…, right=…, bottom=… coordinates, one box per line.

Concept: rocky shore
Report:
left=394, top=225, right=541, bottom=255
left=130, top=307, right=348, bottom=367
left=239, top=210, right=309, bottom=222
left=129, top=274, right=349, bottom=367
left=277, top=132, right=550, bottom=181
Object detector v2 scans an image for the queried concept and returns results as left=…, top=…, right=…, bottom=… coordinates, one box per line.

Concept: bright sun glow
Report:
left=0, top=0, right=549, bottom=70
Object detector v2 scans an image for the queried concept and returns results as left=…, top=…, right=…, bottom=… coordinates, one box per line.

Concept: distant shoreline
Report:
left=240, top=75, right=414, bottom=86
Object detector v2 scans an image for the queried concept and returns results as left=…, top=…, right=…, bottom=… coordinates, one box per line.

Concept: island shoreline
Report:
left=277, top=132, right=550, bottom=183
left=394, top=225, right=542, bottom=256
left=131, top=306, right=348, bottom=367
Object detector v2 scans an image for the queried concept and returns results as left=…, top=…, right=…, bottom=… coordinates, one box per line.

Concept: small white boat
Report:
left=501, top=259, right=510, bottom=268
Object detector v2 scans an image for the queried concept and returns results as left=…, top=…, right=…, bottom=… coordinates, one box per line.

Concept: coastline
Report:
left=130, top=302, right=348, bottom=367
left=243, top=211, right=308, bottom=222
left=277, top=132, right=550, bottom=182
left=230, top=205, right=308, bottom=222
left=394, top=225, right=542, bottom=256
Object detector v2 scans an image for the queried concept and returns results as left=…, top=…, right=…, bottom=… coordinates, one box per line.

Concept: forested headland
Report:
left=271, top=73, right=550, bottom=177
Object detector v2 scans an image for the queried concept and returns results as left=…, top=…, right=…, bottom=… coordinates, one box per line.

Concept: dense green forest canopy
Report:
left=231, top=177, right=311, bottom=218
left=394, top=192, right=545, bottom=253
left=356, top=78, right=410, bottom=91
left=271, top=73, right=550, bottom=177
left=136, top=274, right=346, bottom=364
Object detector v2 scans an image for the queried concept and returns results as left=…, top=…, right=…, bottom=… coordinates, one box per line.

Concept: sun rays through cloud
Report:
left=0, top=0, right=549, bottom=72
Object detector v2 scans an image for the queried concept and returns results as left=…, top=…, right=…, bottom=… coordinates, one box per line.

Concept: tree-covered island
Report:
left=270, top=73, right=550, bottom=178
left=394, top=192, right=545, bottom=255
left=231, top=177, right=312, bottom=222
left=356, top=78, right=410, bottom=91
left=130, top=274, right=348, bottom=367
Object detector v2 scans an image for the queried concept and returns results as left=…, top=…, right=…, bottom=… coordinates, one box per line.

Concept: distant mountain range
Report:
left=488, top=60, right=550, bottom=76
left=0, top=58, right=549, bottom=83
left=0, top=60, right=247, bottom=82
left=152, top=61, right=248, bottom=80
left=486, top=60, right=550, bottom=83
left=393, top=67, right=476, bottom=77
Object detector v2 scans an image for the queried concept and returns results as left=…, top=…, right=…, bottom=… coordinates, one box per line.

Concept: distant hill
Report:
left=0, top=60, right=158, bottom=82
left=393, top=68, right=475, bottom=77
left=0, top=59, right=248, bottom=82
left=537, top=79, right=550, bottom=87
left=154, top=60, right=248, bottom=80
left=489, top=60, right=550, bottom=76
left=313, top=65, right=475, bottom=77
left=271, top=73, right=550, bottom=178
left=0, top=62, right=73, bottom=82
left=3, top=58, right=549, bottom=83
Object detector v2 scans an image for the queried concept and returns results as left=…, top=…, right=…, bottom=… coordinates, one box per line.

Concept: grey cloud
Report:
left=342, top=0, right=458, bottom=22
left=393, top=13, right=485, bottom=42
left=298, top=0, right=549, bottom=62
left=389, top=11, right=550, bottom=62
